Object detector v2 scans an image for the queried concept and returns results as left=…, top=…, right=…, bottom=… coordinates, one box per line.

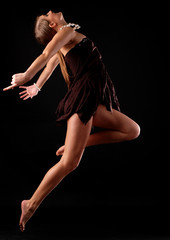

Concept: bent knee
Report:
left=61, top=152, right=83, bottom=173
left=66, top=159, right=80, bottom=172
left=126, top=122, right=141, bottom=140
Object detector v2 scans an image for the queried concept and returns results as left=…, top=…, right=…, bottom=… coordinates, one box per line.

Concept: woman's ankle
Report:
left=28, top=199, right=39, bottom=212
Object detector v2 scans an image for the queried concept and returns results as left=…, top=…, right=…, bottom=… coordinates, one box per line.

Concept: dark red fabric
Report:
left=55, top=38, right=120, bottom=125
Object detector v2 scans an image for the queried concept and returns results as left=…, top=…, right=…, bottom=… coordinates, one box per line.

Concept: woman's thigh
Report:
left=63, top=113, right=93, bottom=164
left=93, top=104, right=140, bottom=134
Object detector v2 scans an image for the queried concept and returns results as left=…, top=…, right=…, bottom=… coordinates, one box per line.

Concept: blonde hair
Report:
left=34, top=17, right=70, bottom=87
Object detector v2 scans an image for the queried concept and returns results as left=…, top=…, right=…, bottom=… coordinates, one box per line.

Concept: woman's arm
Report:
left=3, top=27, right=75, bottom=91
left=35, top=53, right=59, bottom=89
left=26, top=27, right=74, bottom=79
left=19, top=54, right=59, bottom=100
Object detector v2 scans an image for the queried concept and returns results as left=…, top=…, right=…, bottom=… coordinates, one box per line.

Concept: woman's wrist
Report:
left=24, top=71, right=32, bottom=82
left=34, top=83, right=41, bottom=91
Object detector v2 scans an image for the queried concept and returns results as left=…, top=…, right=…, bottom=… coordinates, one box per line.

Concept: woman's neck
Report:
left=55, top=21, right=68, bottom=32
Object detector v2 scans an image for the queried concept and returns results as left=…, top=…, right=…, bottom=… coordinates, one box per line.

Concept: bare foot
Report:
left=19, top=200, right=36, bottom=232
left=56, top=145, right=65, bottom=156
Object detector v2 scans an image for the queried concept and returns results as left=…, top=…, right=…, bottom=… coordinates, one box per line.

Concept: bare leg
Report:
left=56, top=105, right=140, bottom=156
left=56, top=129, right=132, bottom=156
left=87, top=105, right=140, bottom=145
left=19, top=114, right=92, bottom=232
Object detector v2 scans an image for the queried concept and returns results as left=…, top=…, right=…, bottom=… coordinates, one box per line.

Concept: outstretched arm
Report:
left=35, top=53, right=59, bottom=89
left=19, top=54, right=59, bottom=100
left=3, top=27, right=75, bottom=91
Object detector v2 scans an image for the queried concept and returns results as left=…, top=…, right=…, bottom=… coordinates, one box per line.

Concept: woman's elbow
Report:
left=41, top=51, right=51, bottom=62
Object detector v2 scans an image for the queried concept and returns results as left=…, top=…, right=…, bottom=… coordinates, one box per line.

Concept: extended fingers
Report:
left=20, top=92, right=31, bottom=100
left=23, top=95, right=31, bottom=100
left=19, top=90, right=32, bottom=100
left=19, top=90, right=27, bottom=95
left=3, top=84, right=17, bottom=91
left=19, top=86, right=27, bottom=89
left=20, top=93, right=28, bottom=99
left=3, top=75, right=19, bottom=91
left=19, top=86, right=28, bottom=98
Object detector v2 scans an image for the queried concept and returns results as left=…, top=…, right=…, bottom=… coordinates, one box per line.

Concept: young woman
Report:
left=4, top=11, right=140, bottom=232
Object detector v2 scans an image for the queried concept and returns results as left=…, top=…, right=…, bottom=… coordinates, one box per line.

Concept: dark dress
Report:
left=55, top=38, right=120, bottom=125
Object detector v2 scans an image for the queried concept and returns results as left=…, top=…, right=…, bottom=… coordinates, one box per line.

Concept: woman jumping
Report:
left=3, top=11, right=140, bottom=232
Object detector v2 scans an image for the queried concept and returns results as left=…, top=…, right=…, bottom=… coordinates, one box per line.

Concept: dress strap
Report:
left=59, top=23, right=81, bottom=31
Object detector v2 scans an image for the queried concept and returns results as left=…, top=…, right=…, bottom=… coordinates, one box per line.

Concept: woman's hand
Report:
left=19, top=84, right=39, bottom=100
left=3, top=72, right=30, bottom=91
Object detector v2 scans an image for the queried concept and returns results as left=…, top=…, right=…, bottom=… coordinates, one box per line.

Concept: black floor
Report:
left=0, top=226, right=169, bottom=240
left=1, top=199, right=170, bottom=240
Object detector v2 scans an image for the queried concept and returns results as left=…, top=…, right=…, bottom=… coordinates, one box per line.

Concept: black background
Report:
left=0, top=4, right=169, bottom=239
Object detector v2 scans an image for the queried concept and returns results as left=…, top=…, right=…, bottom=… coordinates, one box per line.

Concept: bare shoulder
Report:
left=60, top=32, right=86, bottom=56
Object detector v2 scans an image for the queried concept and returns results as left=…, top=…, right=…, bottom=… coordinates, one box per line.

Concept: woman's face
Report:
left=42, top=11, right=64, bottom=25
